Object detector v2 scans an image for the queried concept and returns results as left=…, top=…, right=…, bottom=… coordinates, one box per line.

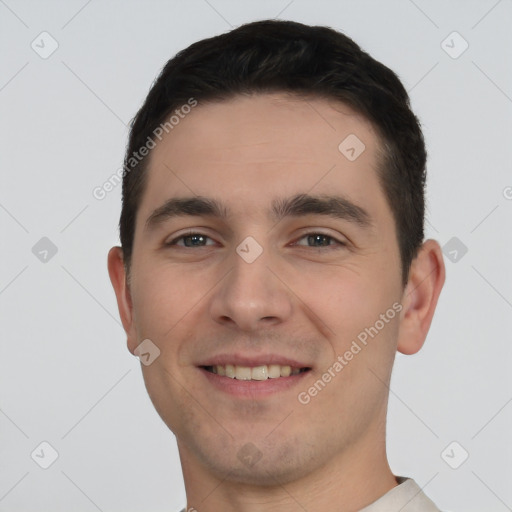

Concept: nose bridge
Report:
left=210, top=240, right=292, bottom=330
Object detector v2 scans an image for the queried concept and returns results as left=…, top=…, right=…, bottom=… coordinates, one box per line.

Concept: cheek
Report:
left=293, top=263, right=401, bottom=371
left=131, top=261, right=209, bottom=340
left=298, top=268, right=400, bottom=421
left=299, top=265, right=394, bottom=330
left=139, top=356, right=196, bottom=438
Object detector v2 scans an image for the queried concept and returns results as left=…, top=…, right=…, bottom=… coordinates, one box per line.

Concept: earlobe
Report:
left=397, top=239, right=445, bottom=355
left=107, top=247, right=138, bottom=354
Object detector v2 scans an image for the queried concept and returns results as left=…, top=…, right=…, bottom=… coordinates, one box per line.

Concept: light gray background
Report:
left=1, top=0, right=511, bottom=511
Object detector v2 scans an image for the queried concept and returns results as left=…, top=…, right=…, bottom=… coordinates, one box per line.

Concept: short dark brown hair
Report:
left=120, top=19, right=426, bottom=285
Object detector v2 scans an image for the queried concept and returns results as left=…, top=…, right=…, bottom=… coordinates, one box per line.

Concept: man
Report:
left=108, top=20, right=445, bottom=511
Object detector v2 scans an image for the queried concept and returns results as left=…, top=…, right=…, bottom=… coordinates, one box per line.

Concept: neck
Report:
left=178, top=426, right=398, bottom=512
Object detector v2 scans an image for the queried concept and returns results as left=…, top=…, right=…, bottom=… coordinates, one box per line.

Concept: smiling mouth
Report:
left=201, top=364, right=311, bottom=381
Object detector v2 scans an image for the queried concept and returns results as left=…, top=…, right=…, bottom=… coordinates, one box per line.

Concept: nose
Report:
left=209, top=246, right=293, bottom=332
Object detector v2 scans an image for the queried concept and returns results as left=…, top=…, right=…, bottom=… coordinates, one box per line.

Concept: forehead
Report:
left=153, top=93, right=378, bottom=164
left=137, top=93, right=388, bottom=224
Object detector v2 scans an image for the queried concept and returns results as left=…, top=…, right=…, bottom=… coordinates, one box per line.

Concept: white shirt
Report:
left=179, top=476, right=441, bottom=512
left=360, top=476, right=441, bottom=511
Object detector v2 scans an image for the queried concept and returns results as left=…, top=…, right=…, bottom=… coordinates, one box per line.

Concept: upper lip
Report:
left=198, top=353, right=312, bottom=369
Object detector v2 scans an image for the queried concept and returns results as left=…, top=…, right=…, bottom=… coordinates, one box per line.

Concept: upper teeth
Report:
left=209, top=364, right=303, bottom=380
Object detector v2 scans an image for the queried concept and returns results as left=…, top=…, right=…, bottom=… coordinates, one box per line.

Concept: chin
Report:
left=191, top=434, right=321, bottom=486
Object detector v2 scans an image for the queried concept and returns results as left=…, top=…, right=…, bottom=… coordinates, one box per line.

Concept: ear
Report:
left=107, top=247, right=138, bottom=354
left=397, top=239, right=445, bottom=355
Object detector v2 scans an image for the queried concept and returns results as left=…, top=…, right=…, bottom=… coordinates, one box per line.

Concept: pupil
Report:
left=308, top=234, right=329, bottom=246
left=185, top=235, right=205, bottom=247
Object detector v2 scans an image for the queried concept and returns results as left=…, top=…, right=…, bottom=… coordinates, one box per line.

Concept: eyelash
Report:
left=166, top=231, right=346, bottom=249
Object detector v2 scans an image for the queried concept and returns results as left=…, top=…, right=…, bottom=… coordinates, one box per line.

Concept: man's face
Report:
left=125, top=93, right=406, bottom=484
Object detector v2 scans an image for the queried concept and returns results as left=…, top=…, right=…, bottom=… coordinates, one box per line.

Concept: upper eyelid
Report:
left=167, top=230, right=346, bottom=246
left=167, top=231, right=217, bottom=245
left=292, top=232, right=346, bottom=246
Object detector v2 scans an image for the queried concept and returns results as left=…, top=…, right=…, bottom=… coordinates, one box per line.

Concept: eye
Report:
left=294, top=233, right=345, bottom=248
left=166, top=232, right=216, bottom=247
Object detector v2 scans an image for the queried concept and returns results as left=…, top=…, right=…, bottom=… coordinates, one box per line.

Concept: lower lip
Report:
left=198, top=367, right=310, bottom=398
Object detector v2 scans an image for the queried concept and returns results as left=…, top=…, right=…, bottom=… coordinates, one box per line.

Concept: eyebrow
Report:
left=144, top=193, right=372, bottom=231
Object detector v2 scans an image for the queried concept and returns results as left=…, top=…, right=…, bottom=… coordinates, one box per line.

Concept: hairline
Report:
left=123, top=91, right=407, bottom=284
